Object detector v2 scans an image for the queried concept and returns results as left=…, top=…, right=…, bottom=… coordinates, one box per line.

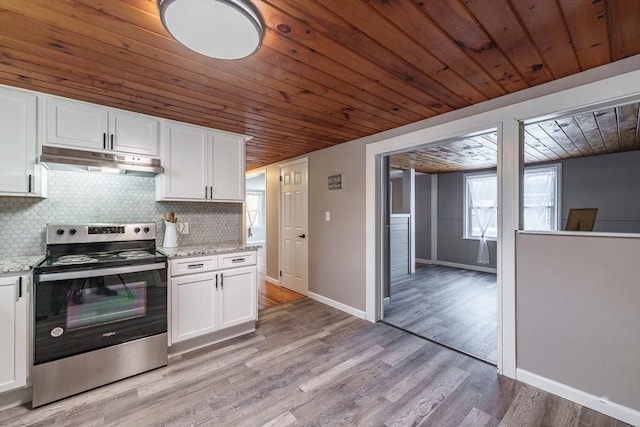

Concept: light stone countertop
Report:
left=0, top=255, right=45, bottom=274
left=159, top=243, right=260, bottom=259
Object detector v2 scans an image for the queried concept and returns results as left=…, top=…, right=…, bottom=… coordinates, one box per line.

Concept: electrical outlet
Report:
left=180, top=222, right=189, bottom=234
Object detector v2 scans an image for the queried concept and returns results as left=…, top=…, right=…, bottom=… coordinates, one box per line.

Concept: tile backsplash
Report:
left=0, top=170, right=242, bottom=257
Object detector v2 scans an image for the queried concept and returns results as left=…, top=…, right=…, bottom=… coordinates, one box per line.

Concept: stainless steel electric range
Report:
left=32, top=223, right=168, bottom=407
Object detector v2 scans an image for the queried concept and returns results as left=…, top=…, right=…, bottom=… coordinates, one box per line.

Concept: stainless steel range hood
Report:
left=40, top=146, right=163, bottom=177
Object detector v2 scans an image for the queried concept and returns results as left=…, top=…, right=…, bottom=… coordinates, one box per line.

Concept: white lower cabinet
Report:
left=172, top=271, right=219, bottom=343
left=169, top=252, right=256, bottom=345
left=218, top=266, right=256, bottom=330
left=0, top=274, right=28, bottom=394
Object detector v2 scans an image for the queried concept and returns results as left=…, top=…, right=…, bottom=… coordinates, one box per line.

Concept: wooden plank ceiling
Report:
left=390, top=102, right=640, bottom=174
left=0, top=0, right=639, bottom=171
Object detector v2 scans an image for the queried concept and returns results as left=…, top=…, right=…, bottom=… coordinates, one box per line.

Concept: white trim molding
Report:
left=435, top=260, right=497, bottom=274
left=265, top=275, right=280, bottom=286
left=517, top=369, right=640, bottom=426
left=308, top=292, right=366, bottom=319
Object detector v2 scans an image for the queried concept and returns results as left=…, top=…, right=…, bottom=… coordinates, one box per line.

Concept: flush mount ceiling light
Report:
left=158, top=0, right=264, bottom=60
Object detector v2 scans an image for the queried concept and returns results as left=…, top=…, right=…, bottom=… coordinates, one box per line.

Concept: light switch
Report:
left=325, top=211, right=331, bottom=222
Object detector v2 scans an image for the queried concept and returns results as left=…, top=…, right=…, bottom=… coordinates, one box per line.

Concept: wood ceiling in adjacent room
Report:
left=390, top=102, right=640, bottom=174
left=0, top=1, right=639, bottom=170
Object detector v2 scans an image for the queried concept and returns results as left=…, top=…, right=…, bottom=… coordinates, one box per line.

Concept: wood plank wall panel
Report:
left=0, top=0, right=638, bottom=170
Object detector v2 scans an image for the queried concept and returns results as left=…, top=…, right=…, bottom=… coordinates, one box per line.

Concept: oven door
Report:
left=34, top=262, right=167, bottom=365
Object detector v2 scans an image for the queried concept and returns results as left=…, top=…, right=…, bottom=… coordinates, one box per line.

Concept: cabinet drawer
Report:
left=218, top=251, right=256, bottom=269
left=170, top=255, right=217, bottom=276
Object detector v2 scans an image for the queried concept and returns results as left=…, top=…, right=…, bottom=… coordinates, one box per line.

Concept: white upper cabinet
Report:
left=45, top=98, right=159, bottom=157
left=0, top=86, right=45, bottom=197
left=108, top=110, right=159, bottom=157
left=210, top=131, right=245, bottom=201
left=158, top=122, right=208, bottom=200
left=157, top=121, right=246, bottom=202
left=45, top=98, right=107, bottom=150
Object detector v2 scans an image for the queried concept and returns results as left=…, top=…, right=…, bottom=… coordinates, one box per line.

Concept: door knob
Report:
left=297, top=234, right=306, bottom=239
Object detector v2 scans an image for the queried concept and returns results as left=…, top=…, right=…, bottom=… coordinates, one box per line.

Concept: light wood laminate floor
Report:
left=0, top=298, right=629, bottom=426
left=384, top=265, right=497, bottom=364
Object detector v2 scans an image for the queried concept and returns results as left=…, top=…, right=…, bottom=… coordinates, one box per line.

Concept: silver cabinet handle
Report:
left=187, top=263, right=204, bottom=269
left=110, top=134, right=114, bottom=150
left=231, top=258, right=245, bottom=263
left=205, top=186, right=208, bottom=199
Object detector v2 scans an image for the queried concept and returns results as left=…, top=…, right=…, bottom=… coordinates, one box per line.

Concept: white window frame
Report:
left=463, top=163, right=561, bottom=239
left=523, top=163, right=562, bottom=232
left=463, top=171, right=498, bottom=240
left=246, top=190, right=265, bottom=229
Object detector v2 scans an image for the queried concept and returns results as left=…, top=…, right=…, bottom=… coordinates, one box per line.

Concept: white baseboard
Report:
left=415, top=258, right=434, bottom=264
left=0, top=386, right=31, bottom=411
left=265, top=275, right=280, bottom=286
left=517, top=369, right=640, bottom=426
left=436, top=260, right=497, bottom=274
left=308, top=292, right=366, bottom=319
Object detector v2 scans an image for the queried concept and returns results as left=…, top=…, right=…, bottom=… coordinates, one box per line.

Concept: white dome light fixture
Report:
left=158, top=0, right=264, bottom=60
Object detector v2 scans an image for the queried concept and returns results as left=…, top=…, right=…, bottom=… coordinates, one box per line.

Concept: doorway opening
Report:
left=246, top=169, right=305, bottom=310
left=382, top=131, right=499, bottom=365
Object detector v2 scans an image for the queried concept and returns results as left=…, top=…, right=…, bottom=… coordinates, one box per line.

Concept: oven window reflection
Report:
left=64, top=275, right=147, bottom=329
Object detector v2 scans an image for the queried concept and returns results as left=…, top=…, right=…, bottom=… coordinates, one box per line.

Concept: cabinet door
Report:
left=0, top=275, right=27, bottom=394
left=218, top=266, right=256, bottom=330
left=0, top=88, right=37, bottom=195
left=160, top=123, right=208, bottom=200
left=171, top=272, right=218, bottom=343
left=45, top=98, right=108, bottom=150
left=209, top=131, right=245, bottom=201
left=109, top=110, right=159, bottom=157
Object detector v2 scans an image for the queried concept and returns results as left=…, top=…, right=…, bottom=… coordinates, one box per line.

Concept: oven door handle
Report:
left=36, top=262, right=166, bottom=282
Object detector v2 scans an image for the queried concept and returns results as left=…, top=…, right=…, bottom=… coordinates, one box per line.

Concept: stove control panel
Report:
left=88, top=226, right=126, bottom=234
left=46, top=223, right=156, bottom=244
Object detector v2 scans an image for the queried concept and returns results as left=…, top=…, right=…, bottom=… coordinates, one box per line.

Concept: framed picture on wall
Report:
left=565, top=208, right=598, bottom=231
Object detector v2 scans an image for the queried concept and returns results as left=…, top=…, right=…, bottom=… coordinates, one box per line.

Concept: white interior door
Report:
left=280, top=159, right=308, bottom=295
